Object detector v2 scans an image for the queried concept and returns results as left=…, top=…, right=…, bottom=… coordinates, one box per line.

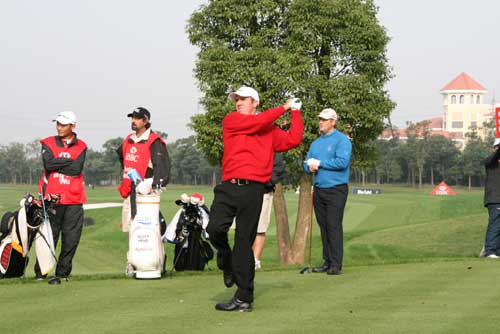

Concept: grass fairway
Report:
left=0, top=183, right=499, bottom=333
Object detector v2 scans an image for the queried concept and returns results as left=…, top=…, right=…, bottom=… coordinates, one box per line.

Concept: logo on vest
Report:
left=125, top=146, right=139, bottom=162
left=58, top=152, right=71, bottom=158
left=53, top=172, right=71, bottom=185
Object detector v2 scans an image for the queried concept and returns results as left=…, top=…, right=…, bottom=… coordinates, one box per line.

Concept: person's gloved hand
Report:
left=118, top=178, right=132, bottom=198
left=290, top=98, right=302, bottom=111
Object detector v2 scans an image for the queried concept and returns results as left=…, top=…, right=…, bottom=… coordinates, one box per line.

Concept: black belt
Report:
left=224, top=178, right=262, bottom=186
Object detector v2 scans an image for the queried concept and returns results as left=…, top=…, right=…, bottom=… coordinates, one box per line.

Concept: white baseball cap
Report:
left=318, top=108, right=338, bottom=120
left=53, top=111, right=77, bottom=125
left=228, top=86, right=260, bottom=102
left=493, top=138, right=500, bottom=147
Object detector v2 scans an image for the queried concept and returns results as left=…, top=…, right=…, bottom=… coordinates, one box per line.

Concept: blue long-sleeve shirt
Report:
left=303, top=129, right=352, bottom=188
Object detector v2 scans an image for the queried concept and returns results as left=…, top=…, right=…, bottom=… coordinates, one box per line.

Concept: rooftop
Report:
left=441, top=72, right=487, bottom=91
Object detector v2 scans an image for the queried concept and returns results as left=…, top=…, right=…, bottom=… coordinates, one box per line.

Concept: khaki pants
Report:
left=257, top=192, right=274, bottom=233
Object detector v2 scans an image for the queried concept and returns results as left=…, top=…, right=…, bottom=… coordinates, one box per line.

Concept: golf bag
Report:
left=127, top=192, right=166, bottom=279
left=164, top=193, right=213, bottom=271
left=0, top=194, right=58, bottom=278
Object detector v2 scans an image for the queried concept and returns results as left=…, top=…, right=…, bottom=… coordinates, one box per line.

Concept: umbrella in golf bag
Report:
left=163, top=193, right=213, bottom=271
left=0, top=193, right=58, bottom=278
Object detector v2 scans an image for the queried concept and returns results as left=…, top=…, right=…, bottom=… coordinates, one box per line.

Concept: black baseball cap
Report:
left=127, top=107, right=151, bottom=120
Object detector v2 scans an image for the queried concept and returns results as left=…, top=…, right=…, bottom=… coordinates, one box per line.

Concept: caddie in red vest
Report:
left=116, top=107, right=171, bottom=232
left=34, top=111, right=87, bottom=285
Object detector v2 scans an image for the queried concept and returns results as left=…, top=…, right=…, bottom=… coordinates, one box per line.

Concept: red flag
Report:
left=496, top=107, right=500, bottom=138
left=430, top=181, right=456, bottom=196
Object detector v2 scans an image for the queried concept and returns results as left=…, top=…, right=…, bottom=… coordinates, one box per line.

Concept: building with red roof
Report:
left=380, top=72, right=496, bottom=149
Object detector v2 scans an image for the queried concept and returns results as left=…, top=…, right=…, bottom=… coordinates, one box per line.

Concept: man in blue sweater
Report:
left=304, top=108, right=352, bottom=275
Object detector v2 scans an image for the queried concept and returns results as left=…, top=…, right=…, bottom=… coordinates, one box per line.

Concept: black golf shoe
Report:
left=326, top=266, right=342, bottom=275
left=215, top=297, right=252, bottom=312
left=48, top=277, right=69, bottom=285
left=312, top=263, right=329, bottom=273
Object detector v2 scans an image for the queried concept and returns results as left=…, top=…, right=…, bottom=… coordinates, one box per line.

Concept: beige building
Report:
left=441, top=72, right=492, bottom=140
left=381, top=72, right=497, bottom=148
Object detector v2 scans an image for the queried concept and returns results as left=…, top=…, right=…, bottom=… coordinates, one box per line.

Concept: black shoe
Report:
left=312, top=263, right=329, bottom=273
left=223, top=270, right=235, bottom=288
left=48, top=277, right=61, bottom=285
left=215, top=297, right=252, bottom=312
left=48, top=277, right=68, bottom=285
left=327, top=266, right=342, bottom=275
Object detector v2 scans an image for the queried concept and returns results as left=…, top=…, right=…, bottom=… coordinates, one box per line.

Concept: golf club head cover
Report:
left=190, top=193, right=204, bottom=206
left=118, top=178, right=132, bottom=198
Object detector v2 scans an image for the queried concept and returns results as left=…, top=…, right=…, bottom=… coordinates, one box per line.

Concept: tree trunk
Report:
left=411, top=168, right=415, bottom=188
left=361, top=171, right=366, bottom=186
left=274, top=183, right=292, bottom=263
left=468, top=175, right=471, bottom=192
left=275, top=174, right=313, bottom=265
left=430, top=167, right=434, bottom=185
left=212, top=170, right=216, bottom=187
left=418, top=167, right=423, bottom=189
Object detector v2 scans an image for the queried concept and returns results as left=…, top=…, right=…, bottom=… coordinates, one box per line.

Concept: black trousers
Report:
left=206, top=181, right=265, bottom=303
left=313, top=185, right=348, bottom=269
left=35, top=204, right=84, bottom=278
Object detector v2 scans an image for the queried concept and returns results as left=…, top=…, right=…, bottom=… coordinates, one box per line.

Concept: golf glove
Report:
left=306, top=158, right=320, bottom=167
left=291, top=98, right=302, bottom=110
left=118, top=178, right=132, bottom=198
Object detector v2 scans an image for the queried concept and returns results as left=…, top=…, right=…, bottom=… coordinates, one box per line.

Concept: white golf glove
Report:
left=290, top=98, right=302, bottom=110
left=306, top=158, right=320, bottom=167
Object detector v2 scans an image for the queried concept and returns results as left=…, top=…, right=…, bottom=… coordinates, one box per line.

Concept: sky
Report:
left=1, top=0, right=499, bottom=149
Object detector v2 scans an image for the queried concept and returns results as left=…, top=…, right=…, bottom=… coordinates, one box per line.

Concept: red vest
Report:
left=121, top=131, right=164, bottom=179
left=38, top=136, right=87, bottom=205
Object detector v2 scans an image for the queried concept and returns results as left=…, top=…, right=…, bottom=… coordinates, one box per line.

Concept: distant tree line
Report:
left=352, top=119, right=497, bottom=190
left=0, top=121, right=494, bottom=189
left=0, top=134, right=220, bottom=187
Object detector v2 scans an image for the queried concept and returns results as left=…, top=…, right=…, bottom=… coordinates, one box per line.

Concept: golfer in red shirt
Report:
left=207, top=86, right=304, bottom=312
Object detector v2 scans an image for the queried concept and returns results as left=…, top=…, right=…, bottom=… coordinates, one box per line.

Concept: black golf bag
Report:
left=167, top=194, right=213, bottom=271
left=0, top=194, right=58, bottom=278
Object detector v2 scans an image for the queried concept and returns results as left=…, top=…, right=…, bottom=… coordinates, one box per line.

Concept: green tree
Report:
left=101, top=137, right=124, bottom=185
left=169, top=136, right=220, bottom=185
left=462, top=127, right=487, bottom=190
left=425, top=135, right=458, bottom=185
left=374, top=138, right=402, bottom=184
left=25, top=139, right=43, bottom=185
left=401, top=123, right=418, bottom=187
left=1, top=143, right=27, bottom=184
left=187, top=0, right=394, bottom=264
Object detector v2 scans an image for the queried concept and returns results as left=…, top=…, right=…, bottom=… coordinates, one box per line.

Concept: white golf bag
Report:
left=0, top=194, right=57, bottom=278
left=127, top=192, right=165, bottom=279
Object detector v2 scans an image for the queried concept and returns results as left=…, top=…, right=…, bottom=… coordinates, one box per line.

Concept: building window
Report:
left=459, top=95, right=464, bottom=104
left=470, top=121, right=477, bottom=128
left=477, top=95, right=481, bottom=104
left=452, top=121, right=463, bottom=129
left=451, top=95, right=456, bottom=104
left=470, top=95, right=474, bottom=104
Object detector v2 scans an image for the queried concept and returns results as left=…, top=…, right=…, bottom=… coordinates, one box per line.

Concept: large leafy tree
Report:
left=187, top=0, right=394, bottom=264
